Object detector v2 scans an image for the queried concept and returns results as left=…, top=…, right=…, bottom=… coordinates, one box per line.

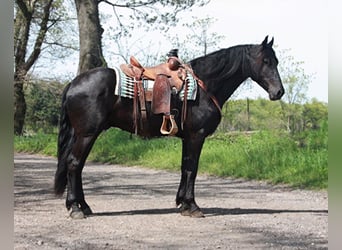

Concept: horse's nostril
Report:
left=277, top=89, right=284, bottom=98
left=269, top=88, right=284, bottom=100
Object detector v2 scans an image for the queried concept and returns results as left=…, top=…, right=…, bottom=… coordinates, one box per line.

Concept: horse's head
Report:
left=248, top=36, right=284, bottom=100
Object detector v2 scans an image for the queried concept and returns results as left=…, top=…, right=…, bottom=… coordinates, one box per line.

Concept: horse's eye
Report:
left=263, top=58, right=270, bottom=65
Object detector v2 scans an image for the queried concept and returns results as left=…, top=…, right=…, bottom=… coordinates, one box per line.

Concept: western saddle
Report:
left=120, top=49, right=189, bottom=136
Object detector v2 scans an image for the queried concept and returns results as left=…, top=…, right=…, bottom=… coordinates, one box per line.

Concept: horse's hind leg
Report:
left=66, top=133, right=98, bottom=219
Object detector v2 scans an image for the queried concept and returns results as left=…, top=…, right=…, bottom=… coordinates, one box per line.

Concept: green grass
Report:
left=15, top=132, right=57, bottom=156
left=200, top=131, right=327, bottom=189
left=14, top=128, right=327, bottom=189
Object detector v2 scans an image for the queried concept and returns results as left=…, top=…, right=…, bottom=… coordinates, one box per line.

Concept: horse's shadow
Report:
left=90, top=207, right=328, bottom=217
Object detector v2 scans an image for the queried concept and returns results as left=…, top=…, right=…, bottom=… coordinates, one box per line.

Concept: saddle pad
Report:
left=179, top=72, right=197, bottom=101
left=113, top=67, right=197, bottom=101
left=113, top=66, right=135, bottom=99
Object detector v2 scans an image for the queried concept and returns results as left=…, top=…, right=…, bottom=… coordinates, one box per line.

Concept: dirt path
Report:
left=14, top=153, right=328, bottom=249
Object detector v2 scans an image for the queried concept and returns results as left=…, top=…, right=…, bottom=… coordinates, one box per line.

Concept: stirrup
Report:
left=160, top=114, right=178, bottom=135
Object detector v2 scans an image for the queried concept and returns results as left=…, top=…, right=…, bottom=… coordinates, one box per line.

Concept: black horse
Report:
left=54, top=36, right=284, bottom=218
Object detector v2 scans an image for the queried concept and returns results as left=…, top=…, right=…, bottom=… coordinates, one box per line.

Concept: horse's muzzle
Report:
left=269, top=87, right=285, bottom=100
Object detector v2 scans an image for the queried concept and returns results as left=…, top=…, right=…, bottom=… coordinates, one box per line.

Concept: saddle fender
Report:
left=151, top=74, right=171, bottom=115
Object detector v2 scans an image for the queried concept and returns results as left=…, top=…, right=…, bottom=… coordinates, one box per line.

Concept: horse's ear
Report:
left=262, top=36, right=269, bottom=47
left=268, top=37, right=274, bottom=47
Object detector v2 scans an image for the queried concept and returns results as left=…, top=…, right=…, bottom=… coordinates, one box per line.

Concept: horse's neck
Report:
left=211, top=74, right=247, bottom=107
left=192, top=46, right=251, bottom=107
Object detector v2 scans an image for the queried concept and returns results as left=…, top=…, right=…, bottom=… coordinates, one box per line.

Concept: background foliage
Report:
left=24, top=79, right=66, bottom=133
left=14, top=0, right=328, bottom=190
left=17, top=81, right=328, bottom=189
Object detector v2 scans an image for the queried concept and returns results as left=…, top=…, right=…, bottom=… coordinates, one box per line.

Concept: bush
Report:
left=25, top=79, right=66, bottom=133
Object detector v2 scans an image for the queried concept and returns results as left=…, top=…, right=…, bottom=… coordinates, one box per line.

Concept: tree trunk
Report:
left=14, top=0, right=54, bottom=135
left=74, top=0, right=107, bottom=74
left=14, top=72, right=27, bottom=135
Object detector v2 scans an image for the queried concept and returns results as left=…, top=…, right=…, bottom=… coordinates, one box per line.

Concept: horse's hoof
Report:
left=190, top=209, right=205, bottom=218
left=82, top=207, right=93, bottom=216
left=179, top=205, right=205, bottom=218
left=180, top=209, right=191, bottom=216
left=69, top=210, right=85, bottom=219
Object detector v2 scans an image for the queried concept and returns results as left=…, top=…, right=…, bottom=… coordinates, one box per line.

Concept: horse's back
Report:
left=67, top=67, right=116, bottom=97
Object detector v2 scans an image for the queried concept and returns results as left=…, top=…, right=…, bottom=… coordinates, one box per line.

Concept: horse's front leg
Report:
left=176, top=135, right=205, bottom=218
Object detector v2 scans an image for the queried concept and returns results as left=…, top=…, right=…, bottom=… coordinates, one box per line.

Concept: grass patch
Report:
left=15, top=132, right=58, bottom=157
left=200, top=131, right=327, bottom=189
left=14, top=128, right=327, bottom=189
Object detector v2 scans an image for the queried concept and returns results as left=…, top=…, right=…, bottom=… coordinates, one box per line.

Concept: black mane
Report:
left=189, top=44, right=257, bottom=103
left=190, top=45, right=254, bottom=85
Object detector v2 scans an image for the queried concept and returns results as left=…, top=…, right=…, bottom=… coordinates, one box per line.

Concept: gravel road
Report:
left=14, top=153, right=328, bottom=249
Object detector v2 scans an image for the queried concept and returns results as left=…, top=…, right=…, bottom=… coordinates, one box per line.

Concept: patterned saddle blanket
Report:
left=113, top=66, right=197, bottom=101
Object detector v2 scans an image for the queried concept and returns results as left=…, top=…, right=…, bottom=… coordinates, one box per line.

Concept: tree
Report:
left=167, top=16, right=225, bottom=61
left=279, top=50, right=311, bottom=104
left=183, top=16, right=224, bottom=56
left=74, top=0, right=210, bottom=74
left=32, top=0, right=79, bottom=79
left=14, top=0, right=54, bottom=135
left=14, top=0, right=74, bottom=135
left=303, top=99, right=328, bottom=130
left=218, top=99, right=284, bottom=132
left=277, top=49, right=313, bottom=133
left=74, top=0, right=106, bottom=74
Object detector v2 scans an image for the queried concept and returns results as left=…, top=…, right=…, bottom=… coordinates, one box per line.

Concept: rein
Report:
left=183, top=64, right=222, bottom=116
left=170, top=56, right=222, bottom=118
left=196, top=79, right=222, bottom=115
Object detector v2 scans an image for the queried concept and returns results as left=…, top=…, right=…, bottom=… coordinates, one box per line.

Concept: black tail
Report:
left=54, top=84, right=73, bottom=196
